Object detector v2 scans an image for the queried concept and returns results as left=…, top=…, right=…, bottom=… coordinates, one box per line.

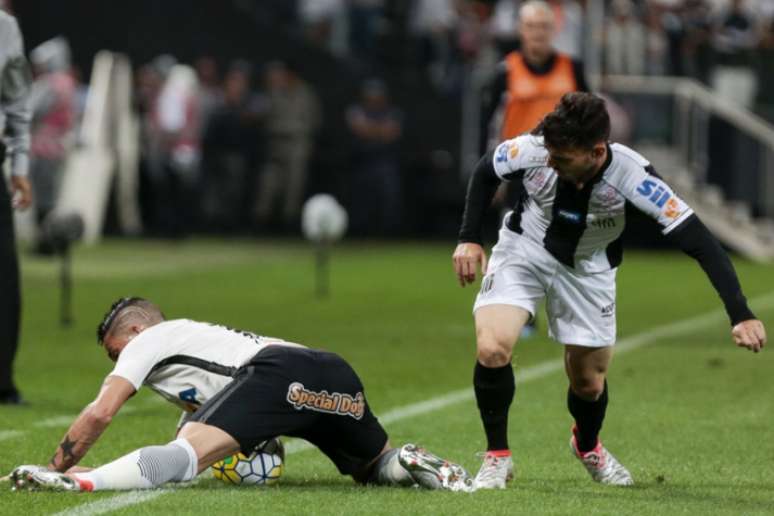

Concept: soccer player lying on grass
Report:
left=9, top=298, right=472, bottom=492
left=452, top=92, right=767, bottom=489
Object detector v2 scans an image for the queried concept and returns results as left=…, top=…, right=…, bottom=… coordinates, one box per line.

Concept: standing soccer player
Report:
left=452, top=92, right=767, bottom=489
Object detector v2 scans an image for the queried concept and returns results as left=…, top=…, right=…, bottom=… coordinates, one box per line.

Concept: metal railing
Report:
left=601, top=75, right=774, bottom=220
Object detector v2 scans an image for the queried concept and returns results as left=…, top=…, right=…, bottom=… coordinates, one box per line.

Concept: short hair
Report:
left=96, top=297, right=165, bottom=345
left=533, top=92, right=611, bottom=150
left=519, top=0, right=555, bottom=25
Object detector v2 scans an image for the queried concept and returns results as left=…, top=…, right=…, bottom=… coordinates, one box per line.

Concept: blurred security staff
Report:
left=481, top=0, right=589, bottom=152
left=0, top=9, right=32, bottom=404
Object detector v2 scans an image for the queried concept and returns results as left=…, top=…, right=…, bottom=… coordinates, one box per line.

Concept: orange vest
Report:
left=500, top=52, right=577, bottom=140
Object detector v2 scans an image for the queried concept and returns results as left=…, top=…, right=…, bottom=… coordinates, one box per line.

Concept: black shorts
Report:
left=190, top=346, right=388, bottom=478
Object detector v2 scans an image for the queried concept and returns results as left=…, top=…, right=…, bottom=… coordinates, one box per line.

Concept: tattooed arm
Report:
left=48, top=376, right=135, bottom=472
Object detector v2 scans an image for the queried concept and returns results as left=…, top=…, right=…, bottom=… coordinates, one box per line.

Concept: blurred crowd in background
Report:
left=11, top=0, right=774, bottom=241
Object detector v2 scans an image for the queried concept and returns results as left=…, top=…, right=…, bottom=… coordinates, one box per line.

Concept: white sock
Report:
left=74, top=438, right=198, bottom=491
left=371, top=448, right=413, bottom=486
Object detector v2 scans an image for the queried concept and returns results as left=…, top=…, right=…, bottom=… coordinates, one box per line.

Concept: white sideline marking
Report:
left=45, top=291, right=774, bottom=514
left=0, top=430, right=24, bottom=442
left=51, top=490, right=169, bottom=516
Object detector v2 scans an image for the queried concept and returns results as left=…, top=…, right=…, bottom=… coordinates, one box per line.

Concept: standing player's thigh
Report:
left=473, top=241, right=546, bottom=323
left=546, top=267, right=617, bottom=347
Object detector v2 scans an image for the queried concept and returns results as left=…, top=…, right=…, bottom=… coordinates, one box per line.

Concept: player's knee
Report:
left=570, top=379, right=605, bottom=401
left=476, top=333, right=512, bottom=367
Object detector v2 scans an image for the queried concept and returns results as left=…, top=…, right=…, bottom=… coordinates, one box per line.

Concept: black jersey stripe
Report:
left=543, top=179, right=593, bottom=267
left=543, top=146, right=613, bottom=268
left=146, top=355, right=239, bottom=381
left=504, top=171, right=528, bottom=234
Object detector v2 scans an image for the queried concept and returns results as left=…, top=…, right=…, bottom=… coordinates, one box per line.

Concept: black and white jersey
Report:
left=109, top=319, right=289, bottom=412
left=491, top=135, right=693, bottom=272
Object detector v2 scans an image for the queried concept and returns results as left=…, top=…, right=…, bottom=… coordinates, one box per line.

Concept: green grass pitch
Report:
left=1, top=239, right=773, bottom=515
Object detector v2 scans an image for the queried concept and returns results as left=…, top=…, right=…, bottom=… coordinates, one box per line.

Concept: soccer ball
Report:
left=211, top=438, right=284, bottom=486
left=301, top=194, right=348, bottom=243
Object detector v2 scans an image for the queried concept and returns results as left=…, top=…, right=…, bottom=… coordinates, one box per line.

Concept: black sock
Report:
left=567, top=381, right=608, bottom=453
left=473, top=361, right=515, bottom=451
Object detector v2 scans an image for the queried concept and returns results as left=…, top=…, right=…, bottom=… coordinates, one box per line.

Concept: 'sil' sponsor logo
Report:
left=636, top=179, right=671, bottom=208
left=286, top=382, right=365, bottom=420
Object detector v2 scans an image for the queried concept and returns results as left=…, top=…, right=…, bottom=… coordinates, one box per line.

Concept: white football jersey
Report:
left=109, top=319, right=288, bottom=412
left=492, top=135, right=694, bottom=273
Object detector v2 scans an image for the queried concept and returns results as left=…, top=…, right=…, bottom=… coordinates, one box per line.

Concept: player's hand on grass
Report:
left=731, top=319, right=766, bottom=352
left=453, top=243, right=487, bottom=287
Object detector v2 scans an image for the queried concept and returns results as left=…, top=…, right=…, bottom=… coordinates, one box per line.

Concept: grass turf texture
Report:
left=1, top=239, right=773, bottom=515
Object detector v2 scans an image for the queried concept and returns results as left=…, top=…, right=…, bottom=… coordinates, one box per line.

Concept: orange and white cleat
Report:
left=570, top=428, right=633, bottom=486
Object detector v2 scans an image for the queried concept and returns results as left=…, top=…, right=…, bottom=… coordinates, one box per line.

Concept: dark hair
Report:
left=96, top=297, right=164, bottom=344
left=532, top=92, right=610, bottom=150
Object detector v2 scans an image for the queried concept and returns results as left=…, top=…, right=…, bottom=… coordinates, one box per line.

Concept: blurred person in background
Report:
left=193, top=56, right=223, bottom=141
left=480, top=0, right=590, bottom=338
left=348, top=0, right=384, bottom=66
left=28, top=36, right=76, bottom=253
left=480, top=0, right=589, bottom=154
left=409, top=0, right=460, bottom=91
left=710, top=0, right=759, bottom=107
left=681, top=0, right=714, bottom=82
left=755, top=15, right=774, bottom=122
left=546, top=0, right=584, bottom=59
left=253, top=60, right=321, bottom=232
left=136, top=55, right=173, bottom=235
left=200, top=61, right=262, bottom=232
left=0, top=9, right=32, bottom=405
left=604, top=0, right=646, bottom=76
left=345, top=79, right=403, bottom=237
left=643, top=3, right=670, bottom=76
left=297, top=0, right=349, bottom=58
left=150, top=63, right=201, bottom=238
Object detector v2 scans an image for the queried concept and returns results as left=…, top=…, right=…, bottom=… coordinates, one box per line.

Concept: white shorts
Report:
left=473, top=228, right=617, bottom=347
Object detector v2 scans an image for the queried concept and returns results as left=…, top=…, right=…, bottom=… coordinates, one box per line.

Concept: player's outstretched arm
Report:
left=732, top=319, right=767, bottom=353
left=667, top=215, right=764, bottom=352
left=47, top=376, right=135, bottom=472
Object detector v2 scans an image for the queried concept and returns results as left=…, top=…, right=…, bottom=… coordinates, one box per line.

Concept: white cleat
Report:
left=570, top=432, right=633, bottom=486
left=473, top=452, right=514, bottom=490
left=398, top=443, right=473, bottom=492
left=10, top=466, right=83, bottom=492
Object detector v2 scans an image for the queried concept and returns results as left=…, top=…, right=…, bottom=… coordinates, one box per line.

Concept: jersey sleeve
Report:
left=619, top=166, right=694, bottom=234
left=108, top=334, right=161, bottom=390
left=492, top=135, right=545, bottom=180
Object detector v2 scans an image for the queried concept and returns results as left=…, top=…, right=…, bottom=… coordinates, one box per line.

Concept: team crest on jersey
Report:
left=525, top=169, right=547, bottom=190
left=594, top=184, right=620, bottom=209
left=286, top=382, right=365, bottom=420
